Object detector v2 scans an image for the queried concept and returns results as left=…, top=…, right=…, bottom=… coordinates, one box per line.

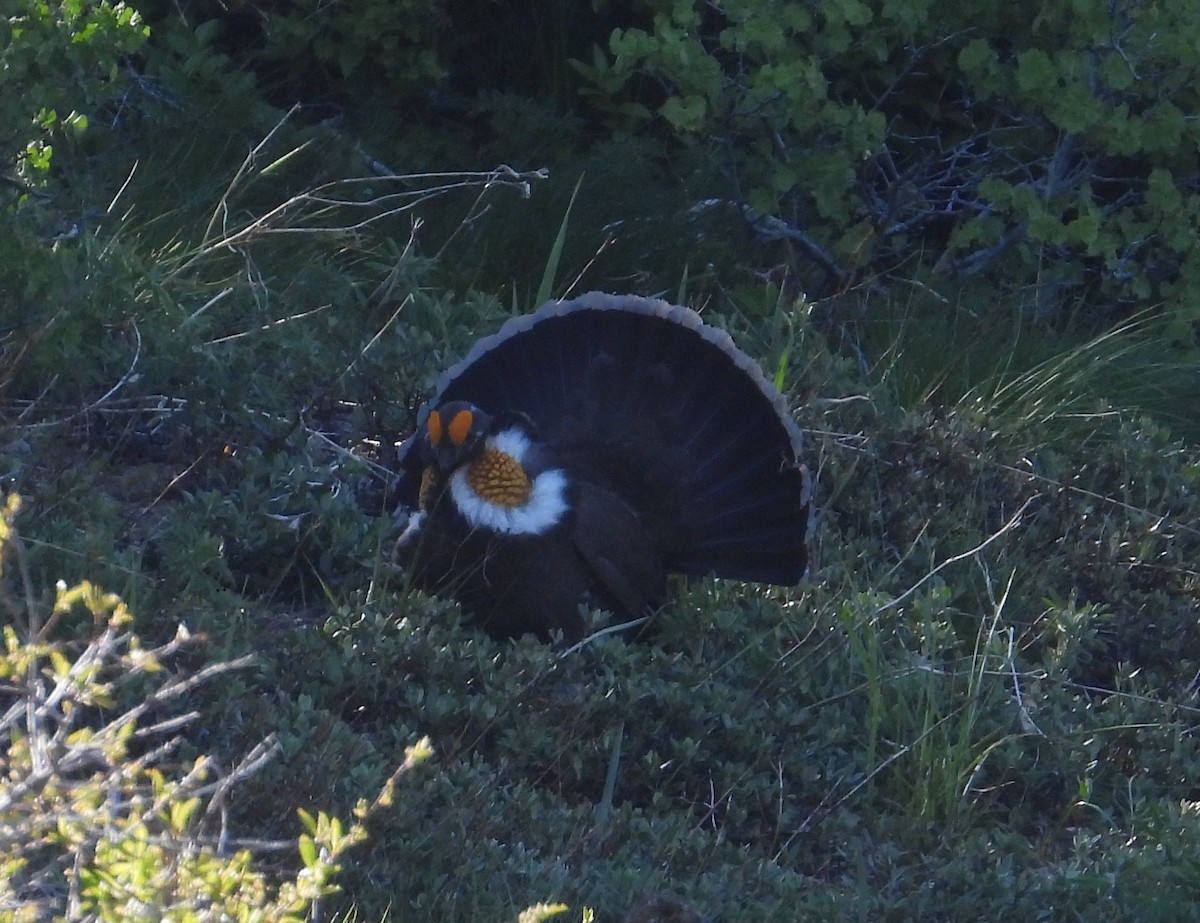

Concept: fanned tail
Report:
left=401, top=292, right=813, bottom=585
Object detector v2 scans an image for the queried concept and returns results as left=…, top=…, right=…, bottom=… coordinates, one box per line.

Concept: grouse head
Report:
left=419, top=400, right=493, bottom=475
left=394, top=292, right=814, bottom=642
left=413, top=400, right=570, bottom=537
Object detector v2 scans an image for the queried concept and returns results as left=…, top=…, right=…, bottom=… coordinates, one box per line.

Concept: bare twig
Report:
left=876, top=495, right=1039, bottom=613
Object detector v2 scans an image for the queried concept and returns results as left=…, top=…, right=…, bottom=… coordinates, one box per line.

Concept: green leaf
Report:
left=298, top=834, right=317, bottom=867
left=955, top=39, right=988, bottom=74
left=1065, top=212, right=1100, bottom=249
left=297, top=808, right=318, bottom=835
left=1146, top=168, right=1181, bottom=213
left=660, top=93, right=707, bottom=131
left=1016, top=49, right=1056, bottom=94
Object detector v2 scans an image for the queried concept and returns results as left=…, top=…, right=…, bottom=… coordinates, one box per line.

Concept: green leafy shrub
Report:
left=0, top=494, right=422, bottom=921
left=134, top=0, right=444, bottom=109
left=948, top=1, right=1200, bottom=333
left=576, top=0, right=1200, bottom=340
left=102, top=0, right=1200, bottom=346
left=1, top=0, right=147, bottom=192
left=259, top=0, right=442, bottom=90
left=574, top=0, right=885, bottom=283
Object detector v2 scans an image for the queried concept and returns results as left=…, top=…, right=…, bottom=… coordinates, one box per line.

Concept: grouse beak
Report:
left=431, top=440, right=467, bottom=473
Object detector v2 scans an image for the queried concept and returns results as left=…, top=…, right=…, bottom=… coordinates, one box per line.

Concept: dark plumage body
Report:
left=394, top=292, right=813, bottom=641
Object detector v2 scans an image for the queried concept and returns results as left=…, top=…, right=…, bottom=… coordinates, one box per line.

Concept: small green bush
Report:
left=576, top=0, right=1200, bottom=339
left=1, top=0, right=147, bottom=192
left=0, top=494, right=421, bottom=921
left=134, top=0, right=444, bottom=107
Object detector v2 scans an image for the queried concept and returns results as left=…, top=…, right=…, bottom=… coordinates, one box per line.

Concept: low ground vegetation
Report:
left=3, top=2, right=1200, bottom=920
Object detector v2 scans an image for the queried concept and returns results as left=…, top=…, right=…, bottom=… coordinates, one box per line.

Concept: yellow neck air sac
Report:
left=465, top=447, right=531, bottom=507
